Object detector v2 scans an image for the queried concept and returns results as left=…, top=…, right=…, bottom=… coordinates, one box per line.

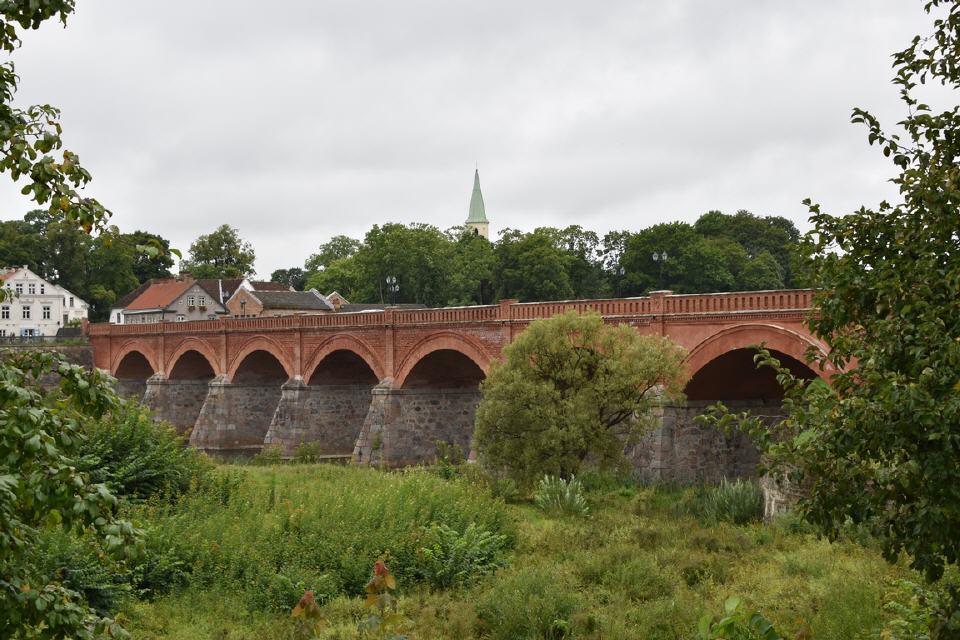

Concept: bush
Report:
left=534, top=475, right=589, bottom=517
left=251, top=444, right=284, bottom=466
left=76, top=400, right=210, bottom=501
left=144, top=465, right=515, bottom=611
left=36, top=530, right=131, bottom=616
left=475, top=566, right=579, bottom=640
left=692, top=479, right=763, bottom=525
left=418, top=522, right=508, bottom=588
left=293, top=440, right=322, bottom=464
left=473, top=311, right=688, bottom=486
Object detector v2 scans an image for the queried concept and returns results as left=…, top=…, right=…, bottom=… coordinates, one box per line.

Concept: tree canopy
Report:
left=180, top=224, right=256, bottom=279
left=708, top=0, right=960, bottom=585
left=473, top=311, right=688, bottom=486
left=298, top=212, right=802, bottom=307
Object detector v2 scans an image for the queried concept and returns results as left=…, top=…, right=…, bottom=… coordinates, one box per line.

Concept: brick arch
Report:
left=165, top=338, right=222, bottom=378
left=302, top=335, right=385, bottom=383
left=226, top=336, right=294, bottom=382
left=111, top=340, right=159, bottom=376
left=684, top=323, right=830, bottom=382
left=393, top=331, right=492, bottom=388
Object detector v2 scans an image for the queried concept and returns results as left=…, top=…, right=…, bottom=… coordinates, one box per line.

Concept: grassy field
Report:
left=118, top=464, right=921, bottom=639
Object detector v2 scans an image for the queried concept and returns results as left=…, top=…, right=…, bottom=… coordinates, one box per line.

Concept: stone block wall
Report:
left=115, top=379, right=147, bottom=402
left=190, top=377, right=283, bottom=454
left=353, top=386, right=481, bottom=466
left=143, top=377, right=211, bottom=435
left=264, top=381, right=373, bottom=456
left=627, top=400, right=786, bottom=483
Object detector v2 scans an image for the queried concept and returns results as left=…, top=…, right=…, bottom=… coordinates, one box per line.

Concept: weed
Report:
left=534, top=475, right=589, bottom=517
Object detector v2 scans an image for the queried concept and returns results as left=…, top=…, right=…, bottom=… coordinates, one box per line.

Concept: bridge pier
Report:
left=264, top=379, right=373, bottom=457
left=143, top=374, right=211, bottom=436
left=353, top=381, right=481, bottom=466
left=190, top=375, right=284, bottom=456
left=626, top=400, right=782, bottom=483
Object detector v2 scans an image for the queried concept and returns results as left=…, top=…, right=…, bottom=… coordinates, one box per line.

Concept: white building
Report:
left=0, top=266, right=89, bottom=337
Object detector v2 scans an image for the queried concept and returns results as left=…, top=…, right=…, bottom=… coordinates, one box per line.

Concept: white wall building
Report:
left=0, top=266, right=89, bottom=337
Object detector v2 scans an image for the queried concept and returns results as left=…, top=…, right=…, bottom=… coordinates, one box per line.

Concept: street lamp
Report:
left=652, top=251, right=668, bottom=289
left=385, top=275, right=399, bottom=305
left=615, top=266, right=625, bottom=297
left=240, top=299, right=246, bottom=318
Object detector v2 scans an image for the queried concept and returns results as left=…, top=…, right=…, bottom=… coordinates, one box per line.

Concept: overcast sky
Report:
left=0, top=1, right=941, bottom=276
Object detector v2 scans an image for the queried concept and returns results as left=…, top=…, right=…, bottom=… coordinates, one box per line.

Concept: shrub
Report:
left=694, top=479, right=763, bottom=525
left=475, top=566, right=579, bottom=640
left=294, top=440, right=322, bottom=464
left=418, top=522, right=508, bottom=588
left=251, top=444, right=284, bottom=466
left=146, top=465, right=515, bottom=610
left=36, top=530, right=130, bottom=616
left=473, top=311, right=688, bottom=486
left=76, top=400, right=210, bottom=501
left=534, top=475, right=589, bottom=517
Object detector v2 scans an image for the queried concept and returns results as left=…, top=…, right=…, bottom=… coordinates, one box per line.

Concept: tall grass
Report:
left=130, top=464, right=515, bottom=612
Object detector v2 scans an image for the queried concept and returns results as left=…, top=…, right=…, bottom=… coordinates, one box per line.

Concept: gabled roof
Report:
left=125, top=279, right=194, bottom=311
left=0, top=267, right=22, bottom=281
left=114, top=280, right=153, bottom=309
left=466, top=169, right=488, bottom=224
left=253, top=290, right=333, bottom=311
left=195, top=279, right=244, bottom=305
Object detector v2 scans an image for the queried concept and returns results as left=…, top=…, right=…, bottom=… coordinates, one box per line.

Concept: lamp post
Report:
left=240, top=299, right=246, bottom=318
left=652, top=251, right=668, bottom=289
left=615, top=266, right=625, bottom=297
left=385, top=276, right=399, bottom=305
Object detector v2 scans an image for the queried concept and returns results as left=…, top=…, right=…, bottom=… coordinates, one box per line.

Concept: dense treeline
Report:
left=0, top=210, right=173, bottom=320
left=0, top=208, right=802, bottom=320
left=286, top=210, right=804, bottom=306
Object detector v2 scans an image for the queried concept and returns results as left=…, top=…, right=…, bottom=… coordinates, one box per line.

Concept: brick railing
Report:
left=86, top=289, right=815, bottom=336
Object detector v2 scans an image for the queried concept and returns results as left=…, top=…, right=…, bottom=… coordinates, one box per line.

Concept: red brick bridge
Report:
left=87, top=289, right=828, bottom=481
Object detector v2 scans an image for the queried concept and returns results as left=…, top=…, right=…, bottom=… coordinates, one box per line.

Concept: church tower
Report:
left=465, top=169, right=490, bottom=239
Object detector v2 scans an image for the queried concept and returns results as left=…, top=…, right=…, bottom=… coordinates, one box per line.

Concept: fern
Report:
left=419, top=523, right=508, bottom=588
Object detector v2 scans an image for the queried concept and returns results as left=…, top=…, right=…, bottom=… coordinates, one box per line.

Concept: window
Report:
left=15, top=284, right=22, bottom=295
left=186, top=296, right=195, bottom=306
left=22, top=306, right=30, bottom=319
left=27, top=283, right=35, bottom=294
left=1, top=306, right=8, bottom=319
left=176, top=315, right=186, bottom=322
left=69, top=296, right=74, bottom=308
left=198, top=295, right=206, bottom=306
left=39, top=284, right=44, bottom=294
left=0, top=330, right=6, bottom=337
left=42, top=306, right=51, bottom=320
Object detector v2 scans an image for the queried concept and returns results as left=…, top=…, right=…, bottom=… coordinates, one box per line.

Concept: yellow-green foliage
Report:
left=128, top=464, right=514, bottom=613
left=124, top=467, right=930, bottom=640
left=474, top=310, right=688, bottom=486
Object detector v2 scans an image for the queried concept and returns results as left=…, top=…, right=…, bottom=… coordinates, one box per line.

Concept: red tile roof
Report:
left=125, top=279, right=194, bottom=311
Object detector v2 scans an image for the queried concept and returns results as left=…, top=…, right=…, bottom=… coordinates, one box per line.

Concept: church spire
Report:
left=465, top=169, right=490, bottom=239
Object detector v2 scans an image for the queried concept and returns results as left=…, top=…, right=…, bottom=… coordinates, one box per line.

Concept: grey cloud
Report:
left=0, top=0, right=941, bottom=276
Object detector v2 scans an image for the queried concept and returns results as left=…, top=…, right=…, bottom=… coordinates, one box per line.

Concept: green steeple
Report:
left=466, top=169, right=488, bottom=224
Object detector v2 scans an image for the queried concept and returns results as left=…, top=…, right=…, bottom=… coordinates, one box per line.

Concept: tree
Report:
left=0, top=351, right=141, bottom=638
left=181, top=224, right=256, bottom=279
left=0, top=4, right=146, bottom=636
left=473, top=311, right=687, bottom=486
left=123, top=230, right=174, bottom=282
left=304, top=235, right=361, bottom=272
left=495, top=229, right=574, bottom=302
left=447, top=228, right=496, bottom=305
left=270, top=267, right=305, bottom=290
left=712, top=0, right=960, bottom=585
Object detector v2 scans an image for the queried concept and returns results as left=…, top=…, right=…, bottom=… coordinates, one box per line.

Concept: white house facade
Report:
left=0, top=266, right=89, bottom=337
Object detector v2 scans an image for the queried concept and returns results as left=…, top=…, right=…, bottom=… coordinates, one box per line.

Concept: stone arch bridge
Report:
left=87, top=289, right=829, bottom=482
